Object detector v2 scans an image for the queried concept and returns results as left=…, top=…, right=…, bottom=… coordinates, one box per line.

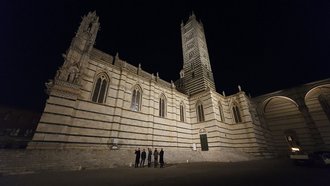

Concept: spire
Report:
left=189, top=11, right=196, bottom=20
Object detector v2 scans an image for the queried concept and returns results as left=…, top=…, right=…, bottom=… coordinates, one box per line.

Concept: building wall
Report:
left=253, top=79, right=330, bottom=156
left=29, top=47, right=267, bottom=157
left=30, top=12, right=328, bottom=160
left=30, top=49, right=195, bottom=150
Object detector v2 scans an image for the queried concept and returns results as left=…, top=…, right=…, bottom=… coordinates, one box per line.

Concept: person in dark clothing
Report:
left=159, top=148, right=164, bottom=168
left=147, top=148, right=152, bottom=167
left=135, top=148, right=140, bottom=168
left=140, top=149, right=146, bottom=167
left=153, top=148, right=159, bottom=168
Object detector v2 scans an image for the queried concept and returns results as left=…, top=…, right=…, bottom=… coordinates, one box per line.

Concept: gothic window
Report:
left=159, top=94, right=167, bottom=118
left=218, top=102, right=225, bottom=122
left=196, top=101, right=205, bottom=122
left=232, top=104, right=242, bottom=123
left=318, top=94, right=330, bottom=121
left=192, top=72, right=195, bottom=78
left=131, top=85, right=142, bottom=112
left=92, top=73, right=109, bottom=103
left=180, top=102, right=185, bottom=122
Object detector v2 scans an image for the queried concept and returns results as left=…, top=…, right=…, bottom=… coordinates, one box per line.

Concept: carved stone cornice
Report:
left=46, top=79, right=81, bottom=99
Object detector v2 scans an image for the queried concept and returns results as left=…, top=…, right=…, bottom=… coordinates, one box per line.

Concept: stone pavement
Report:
left=0, top=159, right=329, bottom=186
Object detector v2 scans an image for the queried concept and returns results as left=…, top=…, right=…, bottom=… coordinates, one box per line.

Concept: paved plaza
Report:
left=0, top=159, right=329, bottom=186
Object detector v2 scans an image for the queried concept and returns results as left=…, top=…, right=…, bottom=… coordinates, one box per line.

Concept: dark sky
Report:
left=0, top=0, right=329, bottom=111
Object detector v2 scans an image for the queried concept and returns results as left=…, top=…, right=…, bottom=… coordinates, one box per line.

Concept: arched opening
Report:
left=305, top=84, right=330, bottom=146
left=131, top=85, right=142, bottom=112
left=218, top=101, right=225, bottom=122
left=262, top=96, right=312, bottom=155
left=159, top=94, right=167, bottom=118
left=199, top=128, right=208, bottom=151
left=196, top=100, right=205, bottom=122
left=91, top=73, right=109, bottom=103
left=231, top=102, right=242, bottom=123
left=180, top=102, right=185, bottom=122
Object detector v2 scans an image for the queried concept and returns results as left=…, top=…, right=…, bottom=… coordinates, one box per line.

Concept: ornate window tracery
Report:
left=92, top=73, right=109, bottom=103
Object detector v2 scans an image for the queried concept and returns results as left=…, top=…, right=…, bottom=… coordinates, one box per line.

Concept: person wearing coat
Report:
left=140, top=149, right=147, bottom=167
left=159, top=148, right=164, bottom=168
left=153, top=148, right=159, bottom=168
left=147, top=148, right=152, bottom=167
left=134, top=148, right=141, bottom=168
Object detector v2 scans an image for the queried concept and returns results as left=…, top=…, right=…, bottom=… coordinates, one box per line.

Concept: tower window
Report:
left=232, top=104, right=242, bottom=123
left=218, top=102, right=225, bottom=122
left=192, top=72, right=195, bottom=78
left=92, top=74, right=109, bottom=103
left=159, top=94, right=167, bottom=118
left=180, top=102, right=185, bottom=122
left=196, top=101, right=205, bottom=122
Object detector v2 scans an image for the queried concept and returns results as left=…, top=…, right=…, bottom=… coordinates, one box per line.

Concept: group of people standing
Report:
left=135, top=148, right=164, bottom=168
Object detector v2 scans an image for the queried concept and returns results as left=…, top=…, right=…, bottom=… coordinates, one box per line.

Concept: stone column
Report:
left=297, top=100, right=324, bottom=150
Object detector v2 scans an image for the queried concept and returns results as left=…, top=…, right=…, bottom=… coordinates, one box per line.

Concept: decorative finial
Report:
left=238, top=85, right=242, bottom=92
left=222, top=91, right=226, bottom=96
left=171, top=80, right=175, bottom=88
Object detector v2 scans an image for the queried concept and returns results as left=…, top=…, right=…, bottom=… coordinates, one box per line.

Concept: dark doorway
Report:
left=200, top=134, right=209, bottom=151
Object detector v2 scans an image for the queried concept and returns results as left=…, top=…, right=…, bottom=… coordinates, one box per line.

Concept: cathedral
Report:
left=28, top=11, right=330, bottom=160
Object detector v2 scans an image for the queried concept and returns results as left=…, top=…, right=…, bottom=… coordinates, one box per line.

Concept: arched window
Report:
left=218, top=102, right=224, bottom=122
left=180, top=102, right=185, bottom=122
left=318, top=94, right=330, bottom=121
left=159, top=94, right=167, bottom=118
left=196, top=101, right=205, bottom=122
left=232, top=103, right=242, bottom=123
left=92, top=73, right=109, bottom=103
left=131, top=85, right=142, bottom=111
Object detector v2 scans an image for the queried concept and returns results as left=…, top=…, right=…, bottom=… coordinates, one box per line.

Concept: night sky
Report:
left=1, top=0, right=329, bottom=112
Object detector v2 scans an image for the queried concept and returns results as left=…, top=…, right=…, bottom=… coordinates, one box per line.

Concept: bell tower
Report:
left=179, top=12, right=215, bottom=95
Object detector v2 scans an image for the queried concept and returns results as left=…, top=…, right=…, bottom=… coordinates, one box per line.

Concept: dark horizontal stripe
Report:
left=68, top=99, right=196, bottom=128
left=37, top=122, right=193, bottom=140
left=75, top=79, right=248, bottom=125
left=191, top=135, right=263, bottom=144
left=42, top=110, right=193, bottom=135
left=50, top=94, right=77, bottom=102
left=35, top=129, right=193, bottom=142
left=32, top=133, right=193, bottom=145
left=31, top=140, right=192, bottom=148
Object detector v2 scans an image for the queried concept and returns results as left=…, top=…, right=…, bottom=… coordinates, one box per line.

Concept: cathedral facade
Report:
left=28, top=12, right=330, bottom=159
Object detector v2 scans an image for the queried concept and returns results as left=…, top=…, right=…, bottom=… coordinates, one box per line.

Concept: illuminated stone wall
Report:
left=27, top=11, right=272, bottom=159
left=253, top=79, right=330, bottom=156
